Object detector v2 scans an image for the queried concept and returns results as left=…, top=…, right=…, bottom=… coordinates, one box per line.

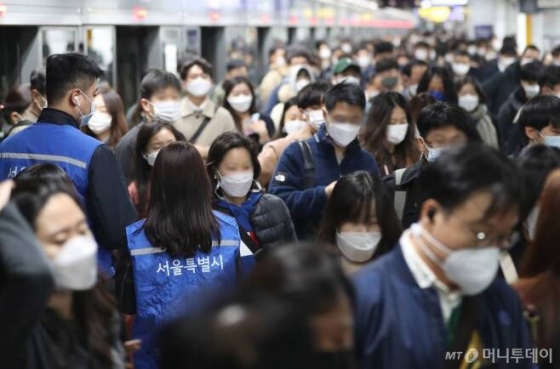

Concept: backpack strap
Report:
left=393, top=168, right=407, bottom=223
left=297, top=140, right=315, bottom=189
left=190, top=105, right=219, bottom=144
left=214, top=206, right=263, bottom=258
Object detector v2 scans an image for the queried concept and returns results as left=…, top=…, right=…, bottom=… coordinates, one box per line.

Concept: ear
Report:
left=9, top=112, right=20, bottom=124
left=525, top=126, right=539, bottom=143
left=417, top=136, right=426, bottom=154
left=140, top=98, right=152, bottom=115
left=299, top=108, right=308, bottom=120
left=419, top=199, right=441, bottom=232
left=70, top=90, right=80, bottom=107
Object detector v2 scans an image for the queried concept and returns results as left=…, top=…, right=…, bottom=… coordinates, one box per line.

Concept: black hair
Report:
left=539, top=65, right=560, bottom=89
left=226, top=59, right=246, bottom=72
left=318, top=171, right=401, bottom=260
left=207, top=131, right=262, bottom=194
left=375, top=41, right=394, bottom=55
left=30, top=68, right=47, bottom=95
left=131, top=69, right=181, bottom=125
left=456, top=76, right=488, bottom=105
left=500, top=45, right=518, bottom=57
left=10, top=179, right=118, bottom=369
left=523, top=44, right=540, bottom=55
left=180, top=57, right=213, bottom=80
left=362, top=92, right=421, bottom=169
left=402, top=60, right=429, bottom=77
left=296, top=81, right=331, bottom=110
left=418, top=144, right=522, bottom=218
left=1, top=84, right=32, bottom=124
left=324, top=83, right=366, bottom=112
left=415, top=41, right=430, bottom=49
left=375, top=58, right=399, bottom=74
left=277, top=97, right=298, bottom=139
left=520, top=61, right=545, bottom=83
left=417, top=102, right=481, bottom=142
left=245, top=244, right=355, bottom=315
left=143, top=142, right=219, bottom=257
left=517, top=95, right=560, bottom=140
left=417, top=66, right=458, bottom=105
left=268, top=45, right=285, bottom=58
left=222, top=76, right=257, bottom=132
left=453, top=50, right=470, bottom=58
left=517, top=144, right=560, bottom=217
left=286, top=45, right=312, bottom=65
left=46, top=53, right=103, bottom=103
left=134, top=121, right=186, bottom=218
left=552, top=45, right=560, bottom=58
left=15, top=163, right=74, bottom=193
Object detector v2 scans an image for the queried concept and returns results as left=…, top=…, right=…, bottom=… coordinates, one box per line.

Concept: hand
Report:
left=0, top=180, right=14, bottom=211
left=325, top=181, right=337, bottom=198
left=248, top=120, right=270, bottom=144
left=124, top=339, right=142, bottom=354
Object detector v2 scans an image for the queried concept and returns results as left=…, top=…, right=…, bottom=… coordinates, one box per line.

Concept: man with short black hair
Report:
left=517, top=95, right=560, bottom=150
left=269, top=83, right=380, bottom=240
left=355, top=144, right=533, bottom=369
left=402, top=60, right=429, bottom=101
left=0, top=53, right=136, bottom=274
left=384, top=102, right=481, bottom=228
left=22, top=68, right=47, bottom=122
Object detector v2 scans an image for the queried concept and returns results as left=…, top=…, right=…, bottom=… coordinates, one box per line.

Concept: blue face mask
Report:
left=544, top=135, right=560, bottom=148
left=75, top=91, right=96, bottom=126
left=421, top=138, right=445, bottom=162
left=429, top=90, right=446, bottom=102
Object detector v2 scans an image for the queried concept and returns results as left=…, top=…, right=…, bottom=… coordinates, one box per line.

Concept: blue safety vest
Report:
left=0, top=122, right=114, bottom=273
left=127, top=211, right=241, bottom=369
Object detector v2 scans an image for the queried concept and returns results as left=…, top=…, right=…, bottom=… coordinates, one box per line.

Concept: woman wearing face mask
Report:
left=361, top=92, right=421, bottom=176
left=82, top=89, right=128, bottom=150
left=207, top=132, right=296, bottom=271
left=1, top=84, right=33, bottom=140
left=514, top=170, right=560, bottom=368
left=276, top=97, right=306, bottom=138
left=115, top=69, right=182, bottom=184
left=245, top=244, right=356, bottom=368
left=456, top=77, right=499, bottom=149
left=318, top=171, right=401, bottom=275
left=125, top=142, right=242, bottom=369
left=223, top=76, right=275, bottom=146
left=128, top=121, right=185, bottom=218
left=271, top=65, right=316, bottom=126
left=417, top=66, right=458, bottom=105
left=5, top=179, right=124, bottom=369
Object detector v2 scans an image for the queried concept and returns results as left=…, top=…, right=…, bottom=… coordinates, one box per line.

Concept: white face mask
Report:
left=458, top=94, right=479, bottom=112
left=521, top=58, right=536, bottom=66
left=357, top=56, right=371, bottom=69
left=337, top=231, right=382, bottom=263
left=386, top=123, right=409, bottom=145
left=341, top=44, right=352, bottom=54
left=295, top=79, right=310, bottom=93
left=544, top=135, right=560, bottom=148
left=49, top=236, right=98, bottom=291
left=151, top=101, right=181, bottom=123
left=307, top=109, right=325, bottom=131
left=499, top=57, right=516, bottom=72
left=319, top=48, right=332, bottom=60
left=523, top=84, right=540, bottom=99
left=337, top=76, right=361, bottom=86
left=327, top=122, right=361, bottom=147
left=143, top=150, right=159, bottom=167
left=219, top=170, right=254, bottom=197
left=187, top=77, right=213, bottom=97
left=284, top=119, right=305, bottom=135
left=75, top=91, right=96, bottom=127
left=421, top=138, right=445, bottom=162
left=452, top=63, right=470, bottom=76
left=415, top=49, right=429, bottom=61
left=227, top=94, right=253, bottom=113
left=87, top=111, right=112, bottom=134
left=275, top=56, right=286, bottom=67
left=408, top=84, right=418, bottom=97
left=411, top=223, right=500, bottom=295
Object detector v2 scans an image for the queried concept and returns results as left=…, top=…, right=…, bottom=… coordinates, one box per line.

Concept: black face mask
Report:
left=313, top=350, right=357, bottom=369
left=382, top=76, right=399, bottom=90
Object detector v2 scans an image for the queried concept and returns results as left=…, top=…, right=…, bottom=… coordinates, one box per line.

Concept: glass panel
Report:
left=41, top=29, right=77, bottom=66
left=86, top=28, right=114, bottom=84
left=161, top=28, right=180, bottom=74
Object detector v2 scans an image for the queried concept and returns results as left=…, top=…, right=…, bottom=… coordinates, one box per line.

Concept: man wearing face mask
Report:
left=354, top=144, right=533, bottom=369
left=331, top=58, right=362, bottom=86
left=22, top=68, right=47, bottom=123
left=451, top=50, right=475, bottom=81
left=401, top=60, right=429, bottom=101
left=0, top=53, right=136, bottom=276
left=384, top=103, right=481, bottom=228
left=497, top=61, right=545, bottom=152
left=269, top=83, right=380, bottom=240
left=175, top=57, right=236, bottom=156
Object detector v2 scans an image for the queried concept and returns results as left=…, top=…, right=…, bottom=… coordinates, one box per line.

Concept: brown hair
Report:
left=83, top=89, right=128, bottom=149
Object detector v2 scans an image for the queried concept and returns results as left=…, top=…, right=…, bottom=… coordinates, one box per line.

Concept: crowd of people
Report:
left=1, top=29, right=560, bottom=369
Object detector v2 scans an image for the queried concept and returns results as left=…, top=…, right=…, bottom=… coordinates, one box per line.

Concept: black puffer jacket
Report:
left=251, top=193, right=298, bottom=249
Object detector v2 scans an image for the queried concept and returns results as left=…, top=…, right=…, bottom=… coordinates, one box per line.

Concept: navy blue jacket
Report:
left=269, top=125, right=380, bottom=239
left=353, top=245, right=535, bottom=369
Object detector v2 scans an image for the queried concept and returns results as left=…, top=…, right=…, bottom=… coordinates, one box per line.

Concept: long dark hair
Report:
left=10, top=179, right=118, bottom=369
left=223, top=76, right=257, bottom=132
left=417, top=66, right=458, bottom=105
left=134, top=121, right=186, bottom=218
left=143, top=142, right=220, bottom=257
left=82, top=89, right=129, bottom=149
left=206, top=132, right=262, bottom=197
left=361, top=92, right=421, bottom=171
left=455, top=76, right=488, bottom=106
left=276, top=97, right=299, bottom=139
left=318, top=171, right=401, bottom=260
